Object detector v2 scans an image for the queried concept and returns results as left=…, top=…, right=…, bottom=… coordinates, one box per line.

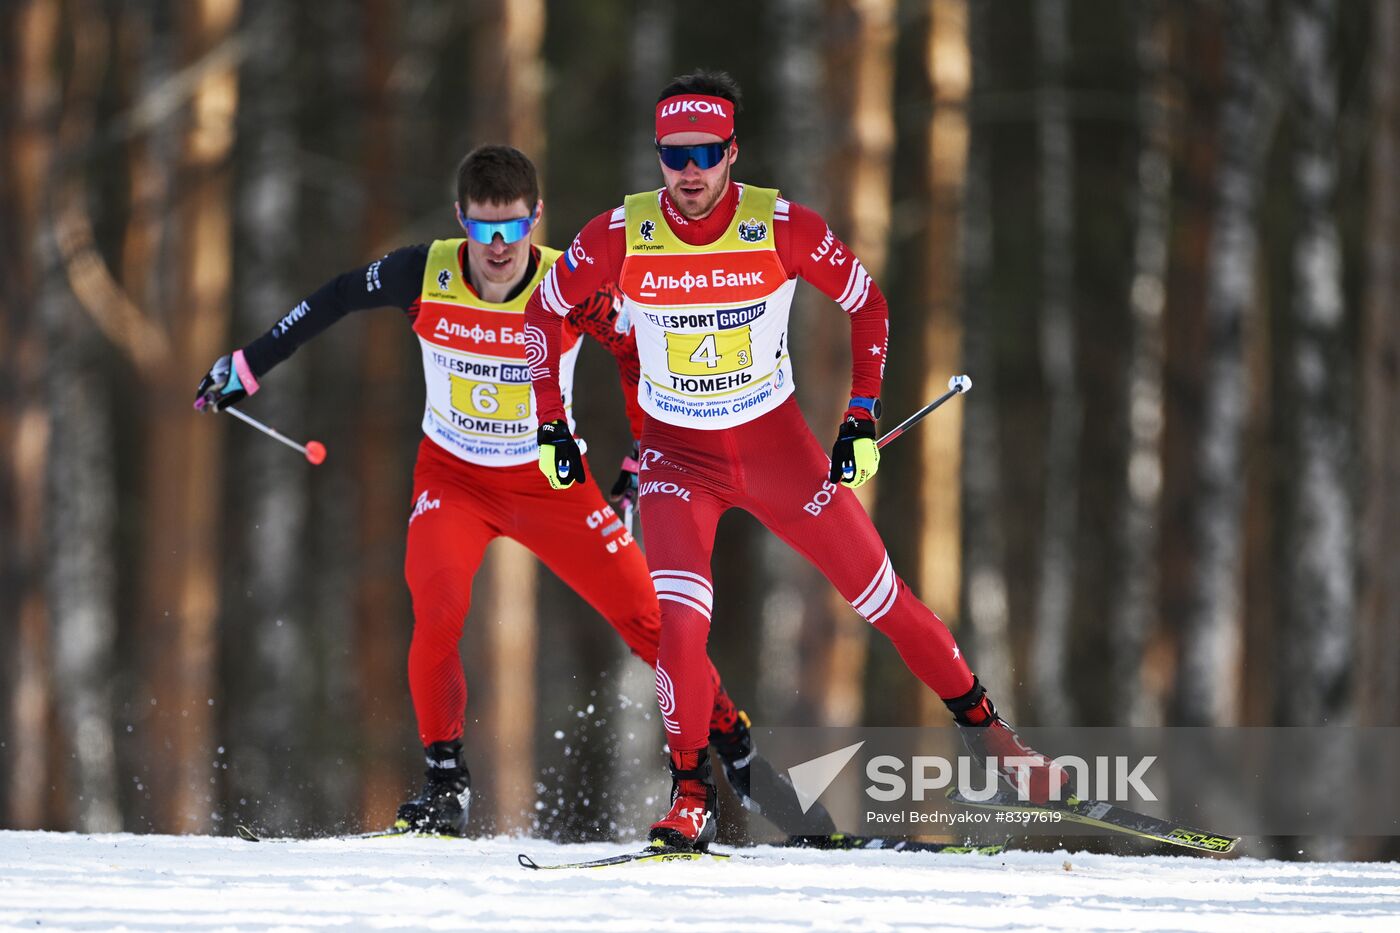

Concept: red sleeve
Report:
left=774, top=199, right=889, bottom=419
left=526, top=210, right=625, bottom=427
left=561, top=283, right=646, bottom=440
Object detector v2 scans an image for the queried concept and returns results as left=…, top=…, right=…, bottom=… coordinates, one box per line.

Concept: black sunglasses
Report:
left=655, top=136, right=735, bottom=171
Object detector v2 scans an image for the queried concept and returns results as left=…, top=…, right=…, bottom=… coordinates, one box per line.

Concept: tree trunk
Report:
left=45, top=117, right=122, bottom=830
left=875, top=0, right=969, bottom=726
left=1159, top=4, right=1221, bottom=726
left=42, top=278, right=121, bottom=833
left=1028, top=0, right=1078, bottom=726
left=1107, top=0, right=1170, bottom=726
left=41, top=0, right=130, bottom=833
left=1, top=0, right=59, bottom=830
left=1276, top=0, right=1352, bottom=728
left=1359, top=0, right=1400, bottom=727
left=957, top=0, right=1016, bottom=724
left=138, top=0, right=241, bottom=833
left=1175, top=0, right=1268, bottom=727
left=787, top=0, right=896, bottom=729
left=350, top=0, right=413, bottom=831
left=605, top=0, right=675, bottom=830
left=758, top=0, right=825, bottom=725
left=224, top=0, right=312, bottom=831
left=467, top=0, right=546, bottom=834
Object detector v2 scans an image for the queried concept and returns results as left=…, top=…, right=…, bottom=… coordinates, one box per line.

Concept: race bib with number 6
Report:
left=450, top=376, right=532, bottom=419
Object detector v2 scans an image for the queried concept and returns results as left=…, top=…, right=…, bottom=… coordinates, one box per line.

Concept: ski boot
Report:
left=946, top=677, right=1071, bottom=805
left=710, top=708, right=838, bottom=836
left=710, top=708, right=757, bottom=802
left=648, top=748, right=718, bottom=851
left=395, top=739, right=472, bottom=836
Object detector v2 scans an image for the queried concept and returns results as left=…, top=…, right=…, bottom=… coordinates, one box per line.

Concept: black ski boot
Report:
left=710, top=709, right=838, bottom=836
left=395, top=739, right=472, bottom=836
left=946, top=677, right=1071, bottom=805
left=710, top=709, right=757, bottom=802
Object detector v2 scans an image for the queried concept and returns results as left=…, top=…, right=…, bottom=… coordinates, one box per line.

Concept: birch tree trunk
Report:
left=1359, top=0, right=1400, bottom=727
left=1159, top=4, right=1220, bottom=725
left=1108, top=0, right=1170, bottom=726
left=1175, top=0, right=1268, bottom=727
left=42, top=294, right=120, bottom=834
left=957, top=0, right=1015, bottom=723
left=39, top=0, right=136, bottom=832
left=1028, top=0, right=1078, bottom=726
left=1277, top=0, right=1352, bottom=728
left=225, top=0, right=312, bottom=829
left=1, top=0, right=59, bottom=830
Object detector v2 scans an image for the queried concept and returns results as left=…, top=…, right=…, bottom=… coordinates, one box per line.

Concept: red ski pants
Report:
left=640, top=397, right=975, bottom=752
left=404, top=437, right=730, bottom=746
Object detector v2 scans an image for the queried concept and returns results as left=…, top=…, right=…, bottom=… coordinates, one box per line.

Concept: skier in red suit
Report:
left=526, top=72, right=1066, bottom=851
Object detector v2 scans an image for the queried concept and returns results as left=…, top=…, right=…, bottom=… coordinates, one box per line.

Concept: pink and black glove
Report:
left=194, top=349, right=259, bottom=412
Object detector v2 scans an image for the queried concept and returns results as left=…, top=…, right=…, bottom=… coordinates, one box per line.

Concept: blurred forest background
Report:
left=2, top=0, right=1397, bottom=859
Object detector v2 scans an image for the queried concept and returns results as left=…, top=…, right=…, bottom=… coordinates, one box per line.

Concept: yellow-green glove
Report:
left=537, top=419, right=585, bottom=489
left=829, top=415, right=879, bottom=488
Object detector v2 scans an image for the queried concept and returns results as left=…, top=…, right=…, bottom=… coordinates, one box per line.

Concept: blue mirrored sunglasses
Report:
left=464, top=213, right=535, bottom=245
left=655, top=136, right=734, bottom=171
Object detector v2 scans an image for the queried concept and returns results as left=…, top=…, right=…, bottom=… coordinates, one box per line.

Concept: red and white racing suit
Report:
left=239, top=239, right=739, bottom=748
left=525, top=183, right=976, bottom=753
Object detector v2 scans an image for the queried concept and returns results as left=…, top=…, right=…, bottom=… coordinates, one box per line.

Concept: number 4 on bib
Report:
left=667, top=327, right=753, bottom=377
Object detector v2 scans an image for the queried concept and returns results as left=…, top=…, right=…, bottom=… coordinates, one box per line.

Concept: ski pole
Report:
left=877, top=374, right=972, bottom=449
left=225, top=406, right=327, bottom=465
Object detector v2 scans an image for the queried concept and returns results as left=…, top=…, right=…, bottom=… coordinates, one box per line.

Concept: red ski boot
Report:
left=648, top=748, right=718, bottom=851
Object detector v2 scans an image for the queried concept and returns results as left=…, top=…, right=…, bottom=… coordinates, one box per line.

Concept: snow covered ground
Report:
left=2, top=830, right=1398, bottom=932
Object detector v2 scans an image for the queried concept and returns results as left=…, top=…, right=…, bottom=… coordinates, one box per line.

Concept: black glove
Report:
left=608, top=441, right=640, bottom=513
left=194, top=351, right=256, bottom=412
left=536, top=419, right=586, bottom=489
left=829, top=415, right=880, bottom=488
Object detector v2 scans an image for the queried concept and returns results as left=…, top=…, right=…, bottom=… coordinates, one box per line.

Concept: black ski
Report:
left=785, top=833, right=1007, bottom=855
left=945, top=788, right=1238, bottom=854
left=517, top=844, right=734, bottom=870
left=234, top=823, right=461, bottom=843
left=516, top=833, right=1006, bottom=870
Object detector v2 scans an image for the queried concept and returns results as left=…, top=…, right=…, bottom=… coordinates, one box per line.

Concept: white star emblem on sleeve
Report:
left=869, top=344, right=883, bottom=356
